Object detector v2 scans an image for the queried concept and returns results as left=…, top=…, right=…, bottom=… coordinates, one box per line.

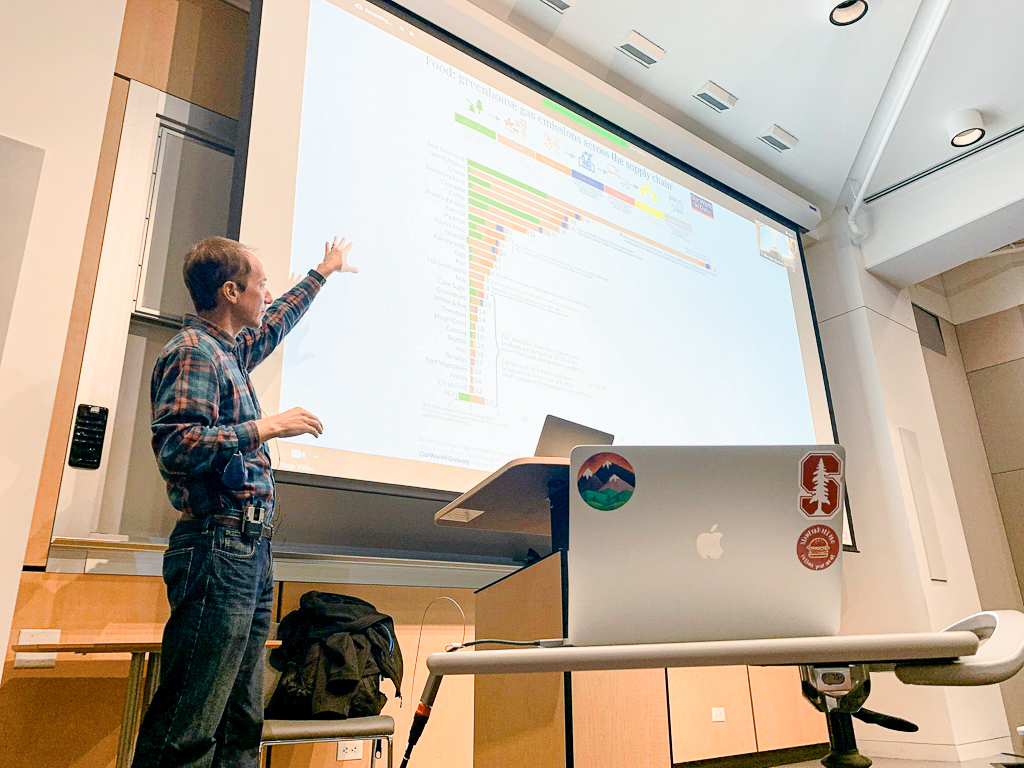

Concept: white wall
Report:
left=0, top=0, right=128, bottom=653
left=940, top=251, right=1024, bottom=324
left=805, top=212, right=1011, bottom=760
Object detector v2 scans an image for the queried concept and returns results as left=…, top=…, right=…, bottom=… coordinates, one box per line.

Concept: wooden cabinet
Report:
left=474, top=554, right=827, bottom=768
left=1, top=572, right=173, bottom=768
left=475, top=554, right=567, bottom=768
left=668, top=665, right=828, bottom=762
left=572, top=669, right=672, bottom=768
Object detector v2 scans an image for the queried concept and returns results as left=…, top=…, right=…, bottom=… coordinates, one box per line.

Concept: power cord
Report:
left=406, top=597, right=467, bottom=707
left=446, top=638, right=566, bottom=650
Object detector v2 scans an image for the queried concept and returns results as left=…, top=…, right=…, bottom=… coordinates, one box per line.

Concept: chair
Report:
left=260, top=717, right=394, bottom=767
left=260, top=624, right=395, bottom=767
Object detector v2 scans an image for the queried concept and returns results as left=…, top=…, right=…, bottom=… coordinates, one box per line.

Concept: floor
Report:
left=790, top=756, right=1022, bottom=768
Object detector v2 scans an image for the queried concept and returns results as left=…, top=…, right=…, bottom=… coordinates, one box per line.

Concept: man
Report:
left=131, top=235, right=357, bottom=768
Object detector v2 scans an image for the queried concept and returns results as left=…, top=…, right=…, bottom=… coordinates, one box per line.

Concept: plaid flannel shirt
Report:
left=151, top=270, right=326, bottom=520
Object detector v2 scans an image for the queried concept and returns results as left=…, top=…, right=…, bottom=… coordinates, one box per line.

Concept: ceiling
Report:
left=464, top=0, right=1024, bottom=222
left=863, top=0, right=1024, bottom=196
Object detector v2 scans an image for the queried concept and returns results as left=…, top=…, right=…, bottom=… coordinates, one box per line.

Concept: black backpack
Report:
left=267, top=591, right=403, bottom=719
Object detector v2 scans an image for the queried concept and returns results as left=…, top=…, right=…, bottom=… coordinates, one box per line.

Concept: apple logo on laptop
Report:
left=696, top=524, right=724, bottom=559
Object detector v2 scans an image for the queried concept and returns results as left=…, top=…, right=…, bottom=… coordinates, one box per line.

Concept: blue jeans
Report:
left=131, top=518, right=274, bottom=768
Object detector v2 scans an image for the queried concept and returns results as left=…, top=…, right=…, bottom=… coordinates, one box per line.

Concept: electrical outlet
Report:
left=14, top=629, right=60, bottom=669
left=711, top=707, right=726, bottom=722
left=337, top=741, right=363, bottom=761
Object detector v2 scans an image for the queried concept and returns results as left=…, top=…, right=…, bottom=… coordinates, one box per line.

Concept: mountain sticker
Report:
left=577, top=452, right=636, bottom=511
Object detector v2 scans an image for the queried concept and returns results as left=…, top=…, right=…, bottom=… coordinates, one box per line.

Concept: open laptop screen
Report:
left=534, top=416, right=613, bottom=459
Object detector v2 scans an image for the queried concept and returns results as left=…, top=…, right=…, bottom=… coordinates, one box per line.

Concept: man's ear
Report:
left=221, top=281, right=240, bottom=305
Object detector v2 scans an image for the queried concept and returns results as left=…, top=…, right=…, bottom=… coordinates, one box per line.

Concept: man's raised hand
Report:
left=316, top=236, right=358, bottom=277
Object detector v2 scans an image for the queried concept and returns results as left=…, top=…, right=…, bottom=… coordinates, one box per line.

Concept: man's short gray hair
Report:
left=183, top=237, right=252, bottom=312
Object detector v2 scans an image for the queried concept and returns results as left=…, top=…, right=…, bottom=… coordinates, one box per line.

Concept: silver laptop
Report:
left=534, top=415, right=613, bottom=458
left=568, top=445, right=846, bottom=645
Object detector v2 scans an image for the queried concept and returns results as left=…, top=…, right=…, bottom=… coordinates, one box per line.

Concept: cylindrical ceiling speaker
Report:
left=945, top=109, right=986, bottom=147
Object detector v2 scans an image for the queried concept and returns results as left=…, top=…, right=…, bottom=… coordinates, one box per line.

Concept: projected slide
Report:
left=272, top=0, right=817, bottom=481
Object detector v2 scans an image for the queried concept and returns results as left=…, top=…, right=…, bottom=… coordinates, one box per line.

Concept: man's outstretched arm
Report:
left=236, top=237, right=358, bottom=370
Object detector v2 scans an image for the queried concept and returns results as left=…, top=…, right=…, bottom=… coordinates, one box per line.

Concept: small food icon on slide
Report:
left=577, top=452, right=635, bottom=510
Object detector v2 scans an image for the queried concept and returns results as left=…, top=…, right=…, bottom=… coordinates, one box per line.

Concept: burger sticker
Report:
left=797, top=524, right=840, bottom=571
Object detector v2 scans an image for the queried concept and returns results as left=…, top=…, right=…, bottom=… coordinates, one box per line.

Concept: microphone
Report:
left=400, top=672, right=443, bottom=768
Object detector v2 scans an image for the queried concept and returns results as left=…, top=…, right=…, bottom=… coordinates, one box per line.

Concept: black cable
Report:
left=447, top=638, right=545, bottom=650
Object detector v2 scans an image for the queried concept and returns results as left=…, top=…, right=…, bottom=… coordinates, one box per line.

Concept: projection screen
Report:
left=240, top=0, right=835, bottom=494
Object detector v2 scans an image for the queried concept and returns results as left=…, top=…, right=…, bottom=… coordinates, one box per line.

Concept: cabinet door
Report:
left=667, top=666, right=757, bottom=763
left=135, top=125, right=234, bottom=323
left=747, top=666, right=827, bottom=751
left=572, top=668, right=672, bottom=768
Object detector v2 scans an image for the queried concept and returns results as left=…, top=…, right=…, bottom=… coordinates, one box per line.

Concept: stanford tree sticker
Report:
left=798, top=450, right=843, bottom=518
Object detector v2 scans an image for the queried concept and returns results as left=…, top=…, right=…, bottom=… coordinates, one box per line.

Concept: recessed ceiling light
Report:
left=616, top=31, right=665, bottom=68
left=694, top=81, right=738, bottom=113
left=830, top=1, right=868, bottom=26
left=758, top=125, right=799, bottom=152
left=537, top=0, right=574, bottom=12
left=946, top=109, right=986, bottom=147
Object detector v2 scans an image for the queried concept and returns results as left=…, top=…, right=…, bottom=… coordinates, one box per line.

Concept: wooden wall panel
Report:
left=747, top=666, right=826, bottom=752
left=270, top=581, right=476, bottom=768
left=0, top=572, right=168, bottom=768
left=572, top=668, right=671, bottom=768
left=666, top=666, right=756, bottom=763
left=115, top=0, right=178, bottom=89
left=116, top=0, right=248, bottom=119
left=25, top=76, right=131, bottom=567
left=475, top=554, right=565, bottom=768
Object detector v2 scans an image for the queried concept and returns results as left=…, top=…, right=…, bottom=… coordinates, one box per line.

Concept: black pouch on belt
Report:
left=243, top=503, right=266, bottom=540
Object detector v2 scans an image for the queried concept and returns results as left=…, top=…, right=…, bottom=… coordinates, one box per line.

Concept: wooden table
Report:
left=12, top=638, right=282, bottom=768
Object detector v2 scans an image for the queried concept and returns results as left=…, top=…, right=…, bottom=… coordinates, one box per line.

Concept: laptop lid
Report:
left=534, top=415, right=613, bottom=459
left=568, top=445, right=845, bottom=645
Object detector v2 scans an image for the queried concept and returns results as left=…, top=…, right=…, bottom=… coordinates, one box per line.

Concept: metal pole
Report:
left=115, top=652, right=146, bottom=768
left=142, top=651, right=161, bottom=707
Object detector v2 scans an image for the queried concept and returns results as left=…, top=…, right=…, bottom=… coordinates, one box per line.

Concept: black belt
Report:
left=211, top=511, right=274, bottom=540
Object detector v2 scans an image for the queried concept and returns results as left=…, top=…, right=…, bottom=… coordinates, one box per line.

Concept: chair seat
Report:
left=262, top=715, right=395, bottom=743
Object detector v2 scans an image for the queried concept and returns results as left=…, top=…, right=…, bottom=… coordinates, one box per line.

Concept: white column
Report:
left=805, top=211, right=1011, bottom=760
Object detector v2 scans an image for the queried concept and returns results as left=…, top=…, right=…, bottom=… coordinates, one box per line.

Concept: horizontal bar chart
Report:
left=457, top=114, right=704, bottom=267
left=455, top=112, right=715, bottom=407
